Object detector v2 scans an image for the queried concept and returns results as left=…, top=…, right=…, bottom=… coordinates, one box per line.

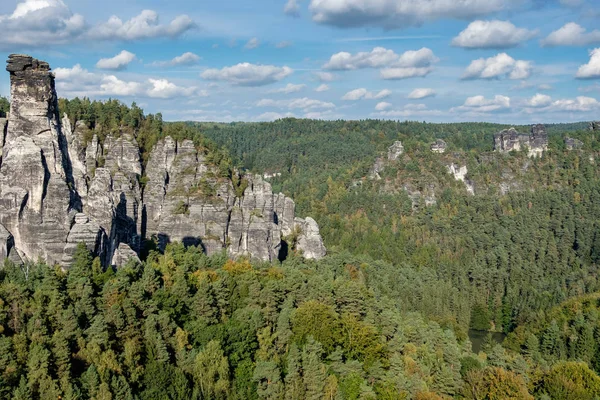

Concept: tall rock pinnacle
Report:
left=0, top=54, right=326, bottom=268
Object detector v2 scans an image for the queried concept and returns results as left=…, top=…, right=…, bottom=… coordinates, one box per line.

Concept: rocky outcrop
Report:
left=494, top=125, right=548, bottom=158
left=0, top=54, right=325, bottom=268
left=447, top=164, right=474, bottom=195
left=0, top=54, right=103, bottom=267
left=387, top=141, right=404, bottom=161
left=565, top=137, right=584, bottom=151
left=590, top=122, right=599, bottom=131
left=430, top=139, right=447, bottom=153
left=0, top=117, right=7, bottom=166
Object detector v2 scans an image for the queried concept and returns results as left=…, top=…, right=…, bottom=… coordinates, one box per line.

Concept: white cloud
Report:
left=544, top=96, right=600, bottom=112
left=309, top=0, right=513, bottom=29
left=284, top=0, right=301, bottom=16
left=276, top=41, right=293, bottom=48
left=201, top=63, right=293, bottom=86
left=324, top=47, right=438, bottom=79
left=375, top=102, right=392, bottom=111
left=256, top=111, right=296, bottom=121
left=452, top=20, right=537, bottom=49
left=147, top=78, right=199, bottom=98
left=538, top=84, right=553, bottom=91
left=315, top=84, right=330, bottom=92
left=324, top=47, right=437, bottom=71
left=0, top=1, right=196, bottom=48
left=268, top=83, right=306, bottom=93
left=55, top=64, right=203, bottom=99
left=407, top=88, right=436, bottom=99
left=462, top=53, right=532, bottom=80
left=576, top=48, right=600, bottom=79
left=314, top=71, right=336, bottom=82
left=96, top=50, right=136, bottom=70
left=245, top=37, right=260, bottom=49
left=88, top=10, right=196, bottom=41
left=256, top=97, right=335, bottom=111
left=342, top=88, right=391, bottom=100
left=0, top=0, right=85, bottom=47
left=152, top=52, right=201, bottom=67
left=542, top=23, right=600, bottom=47
left=452, top=95, right=511, bottom=113
left=525, top=93, right=552, bottom=107
left=288, top=97, right=336, bottom=110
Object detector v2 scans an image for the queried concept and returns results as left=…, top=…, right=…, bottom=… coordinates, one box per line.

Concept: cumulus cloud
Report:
left=268, top=83, right=306, bottom=93
left=462, top=53, right=532, bottom=80
left=55, top=64, right=203, bottom=99
left=324, top=47, right=439, bottom=79
left=0, top=0, right=85, bottom=47
left=375, top=102, right=392, bottom=111
left=452, top=95, right=511, bottom=113
left=308, top=0, right=512, bottom=29
left=245, top=37, right=260, bottom=49
left=525, top=93, right=552, bottom=107
left=576, top=48, right=600, bottom=79
left=0, top=1, right=196, bottom=48
left=315, top=84, right=330, bottom=92
left=201, top=63, right=293, bottom=86
left=542, top=23, right=600, bottom=47
left=88, top=10, right=196, bottom=41
left=96, top=50, right=136, bottom=70
left=342, top=88, right=391, bottom=100
left=407, top=88, right=436, bottom=99
left=314, top=71, right=336, bottom=82
left=256, top=111, right=296, bottom=121
left=536, top=96, right=600, bottom=112
left=538, top=84, right=553, bottom=91
left=284, top=0, right=301, bottom=16
left=452, top=20, right=537, bottom=49
left=152, top=52, right=201, bottom=67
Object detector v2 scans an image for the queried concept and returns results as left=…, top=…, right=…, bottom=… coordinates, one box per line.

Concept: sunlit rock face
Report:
left=494, top=125, right=548, bottom=158
left=0, top=54, right=326, bottom=268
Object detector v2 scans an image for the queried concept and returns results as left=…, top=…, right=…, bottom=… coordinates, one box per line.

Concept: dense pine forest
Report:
left=2, top=96, right=600, bottom=398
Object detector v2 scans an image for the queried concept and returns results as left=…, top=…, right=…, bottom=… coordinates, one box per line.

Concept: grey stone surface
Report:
left=0, top=54, right=327, bottom=267
left=494, top=125, right=548, bottom=158
left=565, top=137, right=584, bottom=151
left=387, top=141, right=404, bottom=161
left=430, top=139, right=447, bottom=153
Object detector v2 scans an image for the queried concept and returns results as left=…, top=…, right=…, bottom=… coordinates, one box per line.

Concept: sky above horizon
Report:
left=0, top=0, right=600, bottom=124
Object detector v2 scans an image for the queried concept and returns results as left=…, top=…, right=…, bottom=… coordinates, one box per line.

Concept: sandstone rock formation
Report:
left=447, top=164, right=474, bottom=195
left=565, top=137, right=584, bottom=151
left=0, top=54, right=326, bottom=268
left=494, top=125, right=548, bottom=158
left=590, top=122, right=599, bottom=131
left=387, top=141, right=404, bottom=161
left=430, top=139, right=447, bottom=153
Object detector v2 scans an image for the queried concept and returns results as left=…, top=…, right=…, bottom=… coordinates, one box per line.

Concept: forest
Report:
left=1, top=97, right=600, bottom=398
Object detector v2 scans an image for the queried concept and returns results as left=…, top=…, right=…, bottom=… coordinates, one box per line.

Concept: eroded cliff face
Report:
left=0, top=54, right=326, bottom=267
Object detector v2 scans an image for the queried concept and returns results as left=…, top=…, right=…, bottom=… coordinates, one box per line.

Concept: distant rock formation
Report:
left=387, top=141, right=404, bottom=161
left=0, top=54, right=326, bottom=268
left=447, top=164, right=475, bottom=195
left=565, top=137, right=584, bottom=151
left=591, top=122, right=599, bottom=131
left=494, top=125, right=548, bottom=158
left=430, top=139, right=447, bottom=153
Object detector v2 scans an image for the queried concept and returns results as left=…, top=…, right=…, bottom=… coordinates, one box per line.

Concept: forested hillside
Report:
left=2, top=97, right=600, bottom=398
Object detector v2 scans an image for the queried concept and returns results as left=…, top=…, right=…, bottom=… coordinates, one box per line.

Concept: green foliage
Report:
left=0, top=97, right=9, bottom=118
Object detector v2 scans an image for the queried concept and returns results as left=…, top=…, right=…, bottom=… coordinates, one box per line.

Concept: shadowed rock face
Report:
left=0, top=54, right=326, bottom=267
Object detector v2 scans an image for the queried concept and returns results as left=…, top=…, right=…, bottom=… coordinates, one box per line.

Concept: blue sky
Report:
left=1, top=0, right=599, bottom=123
